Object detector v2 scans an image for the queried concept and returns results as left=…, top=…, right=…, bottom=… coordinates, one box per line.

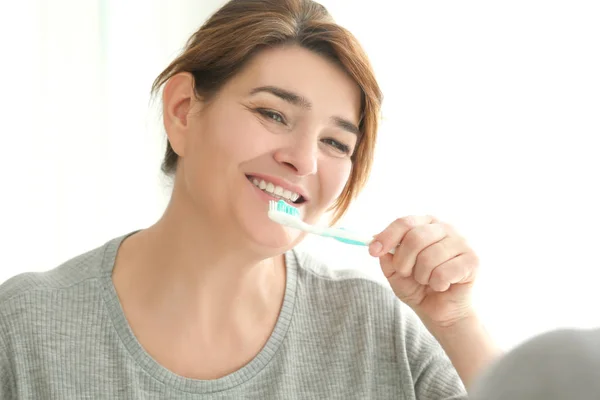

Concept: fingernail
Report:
left=370, top=241, right=383, bottom=256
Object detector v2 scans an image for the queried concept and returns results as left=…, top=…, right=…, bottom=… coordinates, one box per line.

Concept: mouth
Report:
left=245, top=175, right=307, bottom=205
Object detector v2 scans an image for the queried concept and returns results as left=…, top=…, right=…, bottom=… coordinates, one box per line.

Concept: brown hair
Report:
left=151, top=0, right=382, bottom=224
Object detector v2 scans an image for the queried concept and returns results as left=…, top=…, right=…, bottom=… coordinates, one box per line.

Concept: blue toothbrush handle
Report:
left=333, top=236, right=371, bottom=247
left=331, top=229, right=396, bottom=255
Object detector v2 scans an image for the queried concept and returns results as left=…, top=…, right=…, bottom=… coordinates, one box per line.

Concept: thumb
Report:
left=376, top=251, right=396, bottom=279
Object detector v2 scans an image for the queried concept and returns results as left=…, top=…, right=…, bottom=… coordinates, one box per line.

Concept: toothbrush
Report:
left=268, top=199, right=396, bottom=255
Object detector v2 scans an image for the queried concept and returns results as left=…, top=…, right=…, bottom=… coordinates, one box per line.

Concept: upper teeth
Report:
left=250, top=177, right=301, bottom=202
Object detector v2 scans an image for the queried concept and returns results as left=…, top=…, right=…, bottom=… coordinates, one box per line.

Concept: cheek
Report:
left=205, top=110, right=272, bottom=161
left=319, top=159, right=353, bottom=205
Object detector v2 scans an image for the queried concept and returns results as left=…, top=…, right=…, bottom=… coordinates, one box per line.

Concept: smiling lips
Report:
left=247, top=176, right=304, bottom=204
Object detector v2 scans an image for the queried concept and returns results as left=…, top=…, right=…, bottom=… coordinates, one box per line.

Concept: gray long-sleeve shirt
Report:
left=0, top=232, right=465, bottom=399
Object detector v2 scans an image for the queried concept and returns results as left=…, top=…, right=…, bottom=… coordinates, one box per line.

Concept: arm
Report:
left=427, top=311, right=502, bottom=391
left=396, top=300, right=468, bottom=400
left=371, top=214, right=502, bottom=395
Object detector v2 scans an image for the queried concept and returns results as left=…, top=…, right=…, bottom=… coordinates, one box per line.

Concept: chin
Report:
left=239, top=211, right=304, bottom=252
left=255, top=224, right=304, bottom=251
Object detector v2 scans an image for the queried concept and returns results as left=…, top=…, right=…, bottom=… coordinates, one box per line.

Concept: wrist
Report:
left=425, top=311, right=503, bottom=389
left=418, top=306, right=480, bottom=336
left=429, top=309, right=480, bottom=337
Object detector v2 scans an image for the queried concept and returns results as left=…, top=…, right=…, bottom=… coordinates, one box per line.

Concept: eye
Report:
left=256, top=108, right=286, bottom=125
left=322, top=138, right=351, bottom=155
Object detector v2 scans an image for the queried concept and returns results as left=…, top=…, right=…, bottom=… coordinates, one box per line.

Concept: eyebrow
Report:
left=248, top=85, right=361, bottom=136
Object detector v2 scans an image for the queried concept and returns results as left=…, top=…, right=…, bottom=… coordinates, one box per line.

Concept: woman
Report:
left=0, top=0, right=500, bottom=398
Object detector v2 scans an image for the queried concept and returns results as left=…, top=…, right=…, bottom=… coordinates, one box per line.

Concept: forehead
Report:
left=228, top=45, right=362, bottom=122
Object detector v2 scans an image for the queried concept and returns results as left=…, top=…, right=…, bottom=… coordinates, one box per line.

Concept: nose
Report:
left=273, top=134, right=318, bottom=177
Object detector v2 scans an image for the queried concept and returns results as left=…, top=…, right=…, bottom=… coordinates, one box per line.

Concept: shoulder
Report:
left=287, top=248, right=462, bottom=386
left=288, top=247, right=453, bottom=348
left=0, top=234, right=122, bottom=310
left=288, top=247, right=414, bottom=325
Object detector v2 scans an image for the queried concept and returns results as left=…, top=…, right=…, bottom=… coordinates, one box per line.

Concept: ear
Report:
left=162, top=72, right=198, bottom=158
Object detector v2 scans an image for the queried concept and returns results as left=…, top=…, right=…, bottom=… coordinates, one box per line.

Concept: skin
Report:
left=370, top=217, right=501, bottom=389
left=112, top=44, right=500, bottom=388
left=112, top=45, right=362, bottom=379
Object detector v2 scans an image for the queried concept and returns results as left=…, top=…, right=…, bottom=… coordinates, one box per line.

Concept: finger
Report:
left=378, top=252, right=397, bottom=279
left=369, top=215, right=436, bottom=257
left=428, top=252, right=479, bottom=292
left=393, top=223, right=448, bottom=277
left=413, top=235, right=469, bottom=285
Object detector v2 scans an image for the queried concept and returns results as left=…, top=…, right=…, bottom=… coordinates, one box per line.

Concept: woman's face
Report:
left=168, top=45, right=362, bottom=251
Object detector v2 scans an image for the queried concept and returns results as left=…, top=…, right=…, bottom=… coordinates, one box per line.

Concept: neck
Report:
left=113, top=187, right=287, bottom=329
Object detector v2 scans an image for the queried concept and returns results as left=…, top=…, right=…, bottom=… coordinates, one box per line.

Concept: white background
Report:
left=1, top=0, right=598, bottom=351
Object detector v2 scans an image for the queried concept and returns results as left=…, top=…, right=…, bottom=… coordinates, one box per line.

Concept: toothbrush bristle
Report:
left=269, top=200, right=300, bottom=218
